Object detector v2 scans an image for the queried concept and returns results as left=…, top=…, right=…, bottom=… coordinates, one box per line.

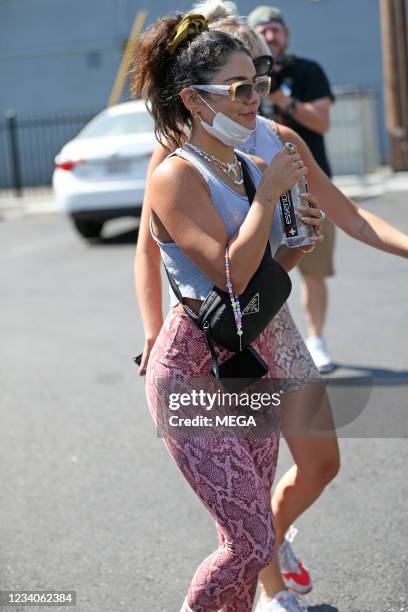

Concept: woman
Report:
left=132, top=12, right=325, bottom=612
left=134, top=13, right=408, bottom=612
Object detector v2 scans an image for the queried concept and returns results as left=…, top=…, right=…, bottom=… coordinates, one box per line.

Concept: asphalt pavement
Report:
left=1, top=192, right=408, bottom=612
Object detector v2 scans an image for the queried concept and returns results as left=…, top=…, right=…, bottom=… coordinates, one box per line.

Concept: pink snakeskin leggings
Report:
left=145, top=309, right=280, bottom=612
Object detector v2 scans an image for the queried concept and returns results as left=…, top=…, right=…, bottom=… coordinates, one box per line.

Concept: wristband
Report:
left=283, top=97, right=298, bottom=117
left=300, top=244, right=315, bottom=254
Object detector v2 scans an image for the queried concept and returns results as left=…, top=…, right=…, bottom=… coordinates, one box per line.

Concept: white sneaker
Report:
left=255, top=590, right=306, bottom=611
left=279, top=530, right=312, bottom=595
left=305, top=335, right=334, bottom=373
left=179, top=598, right=193, bottom=612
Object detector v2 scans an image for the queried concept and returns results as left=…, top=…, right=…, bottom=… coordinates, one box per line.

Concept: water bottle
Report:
left=279, top=143, right=314, bottom=248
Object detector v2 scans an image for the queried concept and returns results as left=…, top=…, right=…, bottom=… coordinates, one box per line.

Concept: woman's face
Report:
left=197, top=51, right=261, bottom=131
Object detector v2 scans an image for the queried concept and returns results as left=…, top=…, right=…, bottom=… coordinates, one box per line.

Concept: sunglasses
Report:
left=253, top=55, right=274, bottom=77
left=191, top=75, right=272, bottom=103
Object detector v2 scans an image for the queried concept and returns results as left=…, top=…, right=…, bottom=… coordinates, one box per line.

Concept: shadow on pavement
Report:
left=308, top=605, right=339, bottom=612
left=316, top=364, right=408, bottom=435
left=90, top=226, right=139, bottom=245
left=324, top=364, right=408, bottom=386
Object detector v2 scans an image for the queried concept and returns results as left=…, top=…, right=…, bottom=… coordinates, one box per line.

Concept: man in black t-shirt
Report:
left=248, top=5, right=336, bottom=373
left=271, top=56, right=334, bottom=177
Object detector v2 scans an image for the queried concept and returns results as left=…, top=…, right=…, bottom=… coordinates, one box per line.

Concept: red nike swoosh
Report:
left=282, top=562, right=310, bottom=586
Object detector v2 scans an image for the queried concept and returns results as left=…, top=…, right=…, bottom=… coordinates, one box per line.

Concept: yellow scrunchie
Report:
left=167, top=13, right=209, bottom=55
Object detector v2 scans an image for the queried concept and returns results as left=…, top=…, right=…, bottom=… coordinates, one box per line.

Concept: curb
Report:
left=333, top=170, right=408, bottom=200
left=1, top=171, right=408, bottom=219
left=0, top=190, right=58, bottom=219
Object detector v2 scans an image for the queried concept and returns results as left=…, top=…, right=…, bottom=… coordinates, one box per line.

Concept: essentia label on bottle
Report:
left=279, top=191, right=298, bottom=238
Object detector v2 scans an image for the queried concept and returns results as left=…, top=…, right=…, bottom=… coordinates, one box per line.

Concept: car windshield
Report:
left=80, top=110, right=154, bottom=138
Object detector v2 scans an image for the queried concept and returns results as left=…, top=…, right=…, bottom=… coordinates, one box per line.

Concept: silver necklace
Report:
left=184, top=141, right=244, bottom=185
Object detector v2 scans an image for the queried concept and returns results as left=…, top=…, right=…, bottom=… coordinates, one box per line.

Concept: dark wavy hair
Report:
left=130, top=15, right=250, bottom=148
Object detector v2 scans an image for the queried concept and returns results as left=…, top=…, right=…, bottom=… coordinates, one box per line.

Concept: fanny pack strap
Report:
left=203, top=322, right=221, bottom=377
left=236, top=154, right=272, bottom=258
left=162, top=263, right=195, bottom=316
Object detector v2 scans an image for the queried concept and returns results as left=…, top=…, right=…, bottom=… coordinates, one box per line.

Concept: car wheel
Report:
left=72, top=218, right=104, bottom=239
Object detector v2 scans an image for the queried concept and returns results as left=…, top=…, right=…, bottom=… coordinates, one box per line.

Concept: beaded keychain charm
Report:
left=224, top=247, right=243, bottom=351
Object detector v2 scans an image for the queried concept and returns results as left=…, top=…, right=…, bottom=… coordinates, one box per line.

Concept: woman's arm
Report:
left=134, top=142, right=171, bottom=374
left=278, top=124, right=408, bottom=258
left=148, top=148, right=307, bottom=295
left=274, top=245, right=304, bottom=271
left=270, top=92, right=331, bottom=134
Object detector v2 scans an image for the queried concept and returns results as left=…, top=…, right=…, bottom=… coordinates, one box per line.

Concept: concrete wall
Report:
left=0, top=0, right=389, bottom=163
left=238, top=0, right=387, bottom=161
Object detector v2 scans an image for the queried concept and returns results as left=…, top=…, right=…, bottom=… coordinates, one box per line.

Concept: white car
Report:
left=53, top=101, right=156, bottom=239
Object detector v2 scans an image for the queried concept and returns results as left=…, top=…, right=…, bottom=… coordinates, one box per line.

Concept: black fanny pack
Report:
left=164, top=154, right=292, bottom=378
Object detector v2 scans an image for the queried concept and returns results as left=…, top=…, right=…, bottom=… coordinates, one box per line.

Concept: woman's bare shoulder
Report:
left=149, top=155, right=209, bottom=207
left=248, top=154, right=267, bottom=173
left=275, top=123, right=306, bottom=147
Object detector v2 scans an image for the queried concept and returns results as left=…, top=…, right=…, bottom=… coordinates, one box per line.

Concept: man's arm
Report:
left=270, top=91, right=331, bottom=134
left=271, top=59, right=334, bottom=134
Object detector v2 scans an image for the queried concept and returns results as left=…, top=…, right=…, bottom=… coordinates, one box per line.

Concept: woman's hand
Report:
left=257, top=149, right=308, bottom=202
left=298, top=192, right=325, bottom=244
left=138, top=337, right=157, bottom=376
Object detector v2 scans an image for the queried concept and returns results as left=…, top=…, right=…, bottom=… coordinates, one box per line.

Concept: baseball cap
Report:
left=247, top=5, right=287, bottom=29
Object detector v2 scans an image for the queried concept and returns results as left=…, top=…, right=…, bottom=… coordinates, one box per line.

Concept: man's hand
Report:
left=269, top=88, right=292, bottom=110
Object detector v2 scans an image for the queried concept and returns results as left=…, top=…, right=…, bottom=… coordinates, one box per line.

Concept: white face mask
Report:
left=197, top=95, right=255, bottom=146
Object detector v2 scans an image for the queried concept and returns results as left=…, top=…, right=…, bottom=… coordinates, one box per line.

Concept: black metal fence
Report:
left=0, top=109, right=101, bottom=197
left=0, top=92, right=383, bottom=197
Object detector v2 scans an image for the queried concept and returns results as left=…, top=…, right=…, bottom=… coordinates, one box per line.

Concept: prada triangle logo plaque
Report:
left=242, top=293, right=260, bottom=316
